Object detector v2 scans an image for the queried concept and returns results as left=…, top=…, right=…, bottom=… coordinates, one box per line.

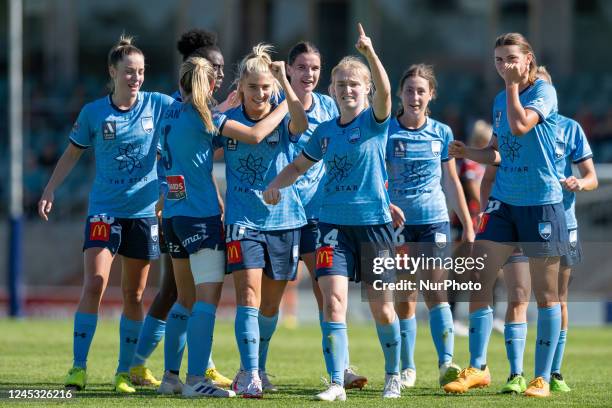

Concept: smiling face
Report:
left=287, top=52, right=321, bottom=95
left=332, top=67, right=369, bottom=113
left=109, top=53, right=145, bottom=99
left=400, top=75, right=433, bottom=121
left=205, top=49, right=225, bottom=91
left=240, top=71, right=274, bottom=117
left=494, top=44, right=532, bottom=81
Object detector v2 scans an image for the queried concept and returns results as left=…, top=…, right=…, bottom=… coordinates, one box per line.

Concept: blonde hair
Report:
left=330, top=56, right=372, bottom=106
left=235, top=43, right=280, bottom=103
left=469, top=120, right=492, bottom=148
left=180, top=57, right=216, bottom=133
left=495, top=33, right=538, bottom=85
left=536, top=65, right=553, bottom=84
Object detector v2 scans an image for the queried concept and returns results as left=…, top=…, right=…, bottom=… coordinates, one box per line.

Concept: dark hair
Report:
left=107, top=34, right=143, bottom=68
left=495, top=32, right=538, bottom=85
left=177, top=29, right=221, bottom=61
left=287, top=41, right=320, bottom=66
left=396, top=64, right=437, bottom=116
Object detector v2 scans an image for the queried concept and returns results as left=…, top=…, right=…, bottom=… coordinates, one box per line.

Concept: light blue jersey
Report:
left=303, top=107, right=391, bottom=226
left=554, top=115, right=593, bottom=229
left=386, top=117, right=452, bottom=225
left=491, top=79, right=561, bottom=206
left=221, top=105, right=306, bottom=231
left=69, top=92, right=174, bottom=218
left=291, top=93, right=339, bottom=220
left=159, top=101, right=226, bottom=218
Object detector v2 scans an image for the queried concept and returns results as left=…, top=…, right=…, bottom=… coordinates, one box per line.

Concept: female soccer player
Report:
left=471, top=67, right=598, bottom=395
left=386, top=64, right=475, bottom=389
left=130, top=28, right=232, bottom=392
left=264, top=24, right=402, bottom=401
left=445, top=33, right=569, bottom=397
left=219, top=44, right=308, bottom=398
left=283, top=41, right=367, bottom=390
left=38, top=35, right=174, bottom=393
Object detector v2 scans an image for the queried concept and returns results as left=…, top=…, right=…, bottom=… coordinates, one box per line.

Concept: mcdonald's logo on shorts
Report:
left=316, top=246, right=334, bottom=269
left=89, top=221, right=110, bottom=241
left=396, top=244, right=409, bottom=257
left=227, top=241, right=243, bottom=264
left=477, top=214, right=490, bottom=234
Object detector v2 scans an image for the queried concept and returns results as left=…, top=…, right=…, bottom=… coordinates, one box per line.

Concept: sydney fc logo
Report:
left=431, top=140, right=442, bottom=157
left=266, top=129, right=280, bottom=146
left=347, top=128, right=361, bottom=144
left=538, top=222, right=552, bottom=240
left=321, top=137, right=330, bottom=155
left=141, top=116, right=154, bottom=134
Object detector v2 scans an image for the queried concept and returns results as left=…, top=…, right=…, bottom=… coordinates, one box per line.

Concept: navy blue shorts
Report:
left=477, top=198, right=569, bottom=257
left=162, top=215, right=224, bottom=259
left=299, top=219, right=319, bottom=256
left=225, top=224, right=301, bottom=281
left=315, top=222, right=396, bottom=284
left=83, top=215, right=159, bottom=260
left=393, top=221, right=451, bottom=260
left=561, top=228, right=582, bottom=267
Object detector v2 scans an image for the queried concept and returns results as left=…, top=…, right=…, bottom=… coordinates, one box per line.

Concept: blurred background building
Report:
left=1, top=0, right=611, bottom=319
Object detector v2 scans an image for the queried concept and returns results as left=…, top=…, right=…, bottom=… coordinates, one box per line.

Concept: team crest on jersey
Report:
left=393, top=140, right=406, bottom=158
left=555, top=140, right=565, bottom=159
left=266, top=129, right=280, bottom=146
left=103, top=121, right=116, bottom=140
left=569, top=229, right=578, bottom=247
left=435, top=232, right=447, bottom=248
left=431, top=140, right=442, bottom=157
left=494, top=111, right=502, bottom=128
left=227, top=138, right=238, bottom=151
left=71, top=121, right=79, bottom=134
left=151, top=224, right=159, bottom=242
left=321, top=137, right=330, bottom=154
left=347, top=127, right=361, bottom=144
left=141, top=116, right=154, bottom=134
left=538, top=222, right=552, bottom=240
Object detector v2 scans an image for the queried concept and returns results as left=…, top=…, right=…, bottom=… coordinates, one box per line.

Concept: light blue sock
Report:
left=164, top=303, right=189, bottom=373
left=535, top=305, right=561, bottom=382
left=117, top=315, right=143, bottom=373
left=235, top=306, right=259, bottom=372
left=551, top=329, right=567, bottom=374
left=322, top=321, right=347, bottom=385
left=399, top=316, right=417, bottom=370
left=469, top=306, right=493, bottom=368
left=504, top=322, right=527, bottom=375
left=375, top=318, right=401, bottom=375
left=73, top=312, right=98, bottom=369
left=131, top=315, right=165, bottom=367
left=207, top=356, right=215, bottom=370
left=187, top=302, right=216, bottom=377
left=258, top=312, right=279, bottom=372
left=319, top=312, right=332, bottom=372
left=430, top=304, right=454, bottom=366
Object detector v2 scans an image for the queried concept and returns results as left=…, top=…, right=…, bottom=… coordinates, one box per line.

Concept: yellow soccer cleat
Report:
left=524, top=377, right=551, bottom=398
left=206, top=367, right=233, bottom=388
left=64, top=367, right=87, bottom=391
left=129, top=365, right=161, bottom=386
left=114, top=372, right=136, bottom=393
left=443, top=366, right=491, bottom=394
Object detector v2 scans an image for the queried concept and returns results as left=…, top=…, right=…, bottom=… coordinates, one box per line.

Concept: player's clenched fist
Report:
left=263, top=187, right=281, bottom=205
left=448, top=140, right=467, bottom=159
left=269, top=61, right=287, bottom=82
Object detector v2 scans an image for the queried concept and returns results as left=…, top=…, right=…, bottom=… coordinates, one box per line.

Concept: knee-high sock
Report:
left=322, top=321, right=347, bottom=385
left=376, top=318, right=401, bottom=375
left=73, top=312, right=98, bottom=369
left=164, top=303, right=189, bottom=373
left=399, top=316, right=416, bottom=370
left=551, top=329, right=567, bottom=375
left=535, top=305, right=561, bottom=382
left=469, top=306, right=493, bottom=368
left=187, top=301, right=216, bottom=377
left=258, top=312, right=279, bottom=372
left=504, top=322, right=527, bottom=375
left=131, top=315, right=165, bottom=367
left=235, top=306, right=259, bottom=373
left=117, top=315, right=143, bottom=373
left=430, top=304, right=454, bottom=366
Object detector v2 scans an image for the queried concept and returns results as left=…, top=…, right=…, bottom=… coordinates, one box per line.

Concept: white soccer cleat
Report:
left=344, top=367, right=368, bottom=389
left=157, top=371, right=183, bottom=395
left=315, top=382, right=347, bottom=401
left=400, top=368, right=416, bottom=388
left=382, top=374, right=402, bottom=399
left=453, top=320, right=469, bottom=337
left=259, top=370, right=278, bottom=392
left=182, top=379, right=236, bottom=398
left=242, top=374, right=263, bottom=399
left=231, top=370, right=248, bottom=395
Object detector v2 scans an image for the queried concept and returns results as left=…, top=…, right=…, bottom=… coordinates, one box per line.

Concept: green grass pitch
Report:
left=1, top=318, right=611, bottom=407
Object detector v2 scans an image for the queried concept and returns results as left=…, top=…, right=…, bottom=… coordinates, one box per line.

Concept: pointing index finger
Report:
left=357, top=22, right=365, bottom=36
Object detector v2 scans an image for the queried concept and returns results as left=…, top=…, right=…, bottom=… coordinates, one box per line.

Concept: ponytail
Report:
left=180, top=57, right=216, bottom=133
